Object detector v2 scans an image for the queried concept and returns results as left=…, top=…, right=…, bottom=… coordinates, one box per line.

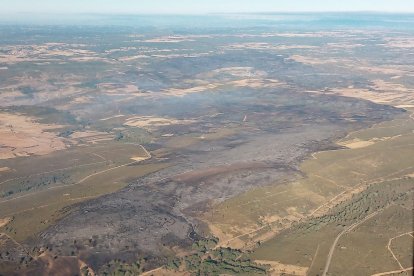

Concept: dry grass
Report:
left=385, top=37, right=414, bottom=48
left=0, top=43, right=106, bottom=65
left=0, top=162, right=168, bottom=242
left=255, top=260, right=308, bottom=276
left=326, top=205, right=413, bottom=275
left=0, top=217, right=11, bottom=228
left=124, top=116, right=195, bottom=130
left=0, top=167, right=10, bottom=173
left=142, top=36, right=196, bottom=43
left=69, top=131, right=114, bottom=144
left=316, top=79, right=414, bottom=107
left=203, top=112, right=414, bottom=252
left=0, top=142, right=166, bottom=241
left=289, top=55, right=353, bottom=65
left=0, top=112, right=67, bottom=159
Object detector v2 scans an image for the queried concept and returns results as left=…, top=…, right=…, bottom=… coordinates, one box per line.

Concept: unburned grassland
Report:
left=252, top=178, right=413, bottom=275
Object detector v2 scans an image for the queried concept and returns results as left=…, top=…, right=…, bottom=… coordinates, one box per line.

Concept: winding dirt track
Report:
left=322, top=209, right=384, bottom=276
left=140, top=267, right=163, bottom=276
left=386, top=231, right=414, bottom=270
left=307, top=244, right=320, bottom=275
left=0, top=161, right=136, bottom=204
left=371, top=267, right=413, bottom=276
left=0, top=145, right=151, bottom=205
left=0, top=160, right=107, bottom=187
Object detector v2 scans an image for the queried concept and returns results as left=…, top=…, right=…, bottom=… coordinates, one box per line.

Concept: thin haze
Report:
left=1, top=0, right=414, bottom=14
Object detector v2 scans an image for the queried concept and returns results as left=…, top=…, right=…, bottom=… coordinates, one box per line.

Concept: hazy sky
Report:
left=1, top=0, right=413, bottom=14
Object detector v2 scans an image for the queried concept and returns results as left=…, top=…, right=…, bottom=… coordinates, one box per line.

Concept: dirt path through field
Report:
left=371, top=267, right=413, bottom=276
left=386, top=231, right=414, bottom=270
left=307, top=244, right=320, bottom=275
left=0, top=160, right=107, bottom=187
left=0, top=145, right=151, bottom=204
left=322, top=209, right=385, bottom=276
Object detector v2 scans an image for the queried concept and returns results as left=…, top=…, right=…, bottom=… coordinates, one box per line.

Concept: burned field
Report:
left=0, top=14, right=413, bottom=275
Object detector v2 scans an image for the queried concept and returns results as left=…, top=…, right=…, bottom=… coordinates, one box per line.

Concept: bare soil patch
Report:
left=0, top=112, right=66, bottom=159
left=255, top=260, right=308, bottom=276
left=0, top=217, right=11, bottom=228
left=124, top=116, right=195, bottom=130
left=0, top=167, right=10, bottom=173
left=69, top=131, right=114, bottom=144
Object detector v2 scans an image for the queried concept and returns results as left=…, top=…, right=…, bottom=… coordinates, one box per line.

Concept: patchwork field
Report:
left=0, top=112, right=67, bottom=159
left=0, top=142, right=164, bottom=242
left=0, top=14, right=413, bottom=274
left=204, top=112, right=413, bottom=241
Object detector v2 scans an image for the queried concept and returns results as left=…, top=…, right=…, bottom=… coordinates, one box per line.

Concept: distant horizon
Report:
left=2, top=11, right=414, bottom=28
left=1, top=0, right=413, bottom=15
left=3, top=10, right=414, bottom=15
